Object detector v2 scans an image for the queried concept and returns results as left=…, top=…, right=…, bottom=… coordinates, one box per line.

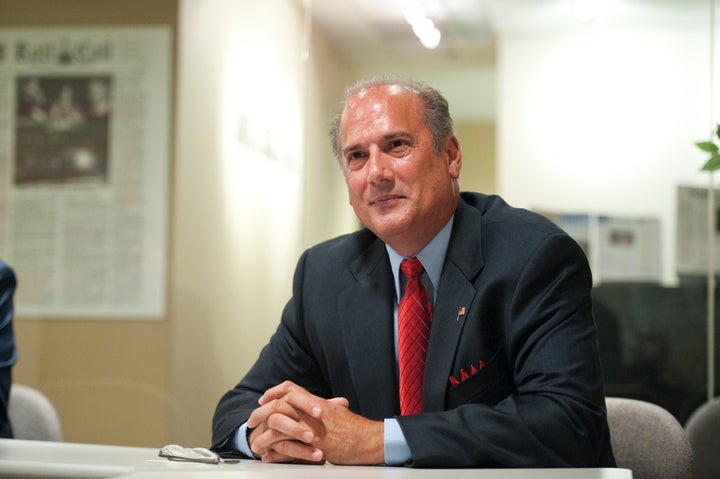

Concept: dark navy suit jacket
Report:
left=0, top=261, right=18, bottom=439
left=212, top=193, right=615, bottom=467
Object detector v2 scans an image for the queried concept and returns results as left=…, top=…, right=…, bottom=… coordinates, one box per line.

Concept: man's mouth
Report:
left=370, top=195, right=402, bottom=206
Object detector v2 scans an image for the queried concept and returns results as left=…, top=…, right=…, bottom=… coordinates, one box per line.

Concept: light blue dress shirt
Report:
left=235, top=217, right=454, bottom=465
left=383, top=217, right=453, bottom=464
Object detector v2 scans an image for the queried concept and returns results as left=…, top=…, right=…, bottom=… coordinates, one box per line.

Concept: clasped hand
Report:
left=246, top=381, right=384, bottom=465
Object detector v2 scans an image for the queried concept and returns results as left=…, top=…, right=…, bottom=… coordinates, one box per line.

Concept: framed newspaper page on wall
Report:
left=0, top=27, right=171, bottom=318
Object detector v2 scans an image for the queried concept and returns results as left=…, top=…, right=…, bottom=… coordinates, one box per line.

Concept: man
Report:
left=0, top=260, right=18, bottom=438
left=212, top=77, right=615, bottom=468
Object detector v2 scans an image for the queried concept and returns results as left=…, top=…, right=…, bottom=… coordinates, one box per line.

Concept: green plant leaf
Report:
left=715, top=123, right=720, bottom=140
left=701, top=154, right=720, bottom=171
left=695, top=141, right=719, bottom=153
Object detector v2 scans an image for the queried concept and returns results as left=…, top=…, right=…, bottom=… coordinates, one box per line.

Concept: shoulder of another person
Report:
left=0, top=262, right=14, bottom=283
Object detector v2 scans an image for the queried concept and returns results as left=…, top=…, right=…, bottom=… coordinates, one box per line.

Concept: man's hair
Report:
left=329, top=76, right=454, bottom=165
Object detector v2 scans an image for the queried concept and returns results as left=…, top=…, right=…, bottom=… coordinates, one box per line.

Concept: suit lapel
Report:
left=338, top=240, right=399, bottom=418
left=423, top=199, right=485, bottom=412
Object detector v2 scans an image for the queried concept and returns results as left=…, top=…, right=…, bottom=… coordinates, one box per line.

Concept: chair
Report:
left=8, top=383, right=62, bottom=441
left=605, top=397, right=693, bottom=479
left=685, top=397, right=720, bottom=479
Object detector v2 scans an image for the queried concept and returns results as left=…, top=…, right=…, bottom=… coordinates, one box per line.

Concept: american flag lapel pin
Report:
left=456, top=306, right=466, bottom=322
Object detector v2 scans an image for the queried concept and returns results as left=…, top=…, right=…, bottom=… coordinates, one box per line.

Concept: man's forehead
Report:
left=344, top=85, right=418, bottom=121
left=339, top=92, right=425, bottom=152
left=354, top=82, right=408, bottom=98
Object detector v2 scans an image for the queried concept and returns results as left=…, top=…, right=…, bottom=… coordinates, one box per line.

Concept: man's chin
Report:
left=365, top=220, right=409, bottom=242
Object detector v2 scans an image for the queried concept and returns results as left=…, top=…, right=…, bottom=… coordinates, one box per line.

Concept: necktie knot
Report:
left=401, top=257, right=424, bottom=279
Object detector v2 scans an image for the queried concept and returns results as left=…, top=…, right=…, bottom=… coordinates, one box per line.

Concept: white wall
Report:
left=173, top=0, right=306, bottom=444
left=497, top=23, right=716, bottom=284
left=172, top=0, right=358, bottom=445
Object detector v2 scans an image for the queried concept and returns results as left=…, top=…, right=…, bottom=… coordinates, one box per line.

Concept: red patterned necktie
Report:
left=398, top=257, right=433, bottom=415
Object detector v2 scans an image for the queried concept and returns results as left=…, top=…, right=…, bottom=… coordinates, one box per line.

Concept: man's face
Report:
left=339, top=84, right=462, bottom=256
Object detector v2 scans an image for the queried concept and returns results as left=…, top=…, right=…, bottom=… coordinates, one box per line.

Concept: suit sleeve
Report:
left=396, top=232, right=614, bottom=467
left=0, top=263, right=18, bottom=439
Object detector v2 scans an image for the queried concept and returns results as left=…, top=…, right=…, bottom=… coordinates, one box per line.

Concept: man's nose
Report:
left=367, top=148, right=392, bottom=184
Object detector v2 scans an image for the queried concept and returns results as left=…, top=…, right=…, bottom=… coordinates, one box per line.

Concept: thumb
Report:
left=327, top=397, right=350, bottom=408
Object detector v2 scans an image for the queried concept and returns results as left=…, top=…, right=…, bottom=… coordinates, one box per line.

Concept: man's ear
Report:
left=446, top=135, right=462, bottom=179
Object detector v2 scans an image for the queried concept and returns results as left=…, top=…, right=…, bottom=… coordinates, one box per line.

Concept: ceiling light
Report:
left=404, top=4, right=427, bottom=25
left=402, top=2, right=442, bottom=50
left=411, top=17, right=434, bottom=37
left=418, top=27, right=441, bottom=49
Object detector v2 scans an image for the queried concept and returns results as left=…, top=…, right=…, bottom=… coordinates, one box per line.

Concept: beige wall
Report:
left=302, top=25, right=363, bottom=246
left=455, top=121, right=497, bottom=196
left=3, top=0, right=495, bottom=448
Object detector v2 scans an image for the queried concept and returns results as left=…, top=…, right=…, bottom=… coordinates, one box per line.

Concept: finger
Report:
left=266, top=410, right=315, bottom=443
left=249, top=409, right=315, bottom=456
left=258, top=380, right=302, bottom=406
left=249, top=427, right=283, bottom=458
left=260, top=448, right=323, bottom=465
left=284, top=392, right=350, bottom=419
left=268, top=439, right=324, bottom=464
left=250, top=423, right=302, bottom=457
left=259, top=451, right=294, bottom=463
left=256, top=445, right=295, bottom=464
left=251, top=430, right=295, bottom=459
left=327, top=397, right=350, bottom=408
left=280, top=390, right=325, bottom=419
left=247, top=397, right=301, bottom=429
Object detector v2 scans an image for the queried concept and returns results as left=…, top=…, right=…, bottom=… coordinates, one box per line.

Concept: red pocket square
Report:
left=449, top=359, right=486, bottom=386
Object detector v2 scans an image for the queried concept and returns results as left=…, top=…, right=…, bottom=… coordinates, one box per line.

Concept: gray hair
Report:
left=329, top=76, right=454, bottom=165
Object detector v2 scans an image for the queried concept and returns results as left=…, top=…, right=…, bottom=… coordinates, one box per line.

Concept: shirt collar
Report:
left=386, top=216, right=454, bottom=303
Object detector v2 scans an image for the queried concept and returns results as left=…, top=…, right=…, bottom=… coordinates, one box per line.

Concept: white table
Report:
left=0, top=439, right=633, bottom=479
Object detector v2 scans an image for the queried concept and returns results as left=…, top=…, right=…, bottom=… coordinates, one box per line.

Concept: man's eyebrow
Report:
left=382, top=131, right=413, bottom=143
left=341, top=131, right=413, bottom=156
left=341, top=143, right=363, bottom=156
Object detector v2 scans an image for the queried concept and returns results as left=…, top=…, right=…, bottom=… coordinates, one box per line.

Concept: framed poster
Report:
left=676, top=185, right=720, bottom=276
left=0, top=27, right=171, bottom=318
left=595, top=215, right=662, bottom=283
left=540, top=210, right=662, bottom=283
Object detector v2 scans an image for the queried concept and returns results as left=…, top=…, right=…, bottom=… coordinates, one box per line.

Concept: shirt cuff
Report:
left=384, top=418, right=411, bottom=465
left=234, top=423, right=258, bottom=459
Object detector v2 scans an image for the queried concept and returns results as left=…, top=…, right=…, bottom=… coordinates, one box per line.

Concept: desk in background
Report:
left=0, top=439, right=633, bottom=479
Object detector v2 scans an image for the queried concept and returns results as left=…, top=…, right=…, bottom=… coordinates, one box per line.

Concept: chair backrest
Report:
left=606, top=397, right=693, bottom=479
left=684, top=397, right=720, bottom=479
left=8, top=384, right=62, bottom=441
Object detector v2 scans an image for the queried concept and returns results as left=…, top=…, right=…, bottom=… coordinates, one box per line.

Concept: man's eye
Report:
left=345, top=152, right=366, bottom=169
left=388, top=140, right=411, bottom=154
